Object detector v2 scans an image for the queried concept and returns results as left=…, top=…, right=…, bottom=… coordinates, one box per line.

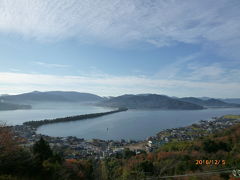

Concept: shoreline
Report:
left=8, top=114, right=240, bottom=159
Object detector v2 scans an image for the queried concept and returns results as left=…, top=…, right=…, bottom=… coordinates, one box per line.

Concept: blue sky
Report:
left=0, top=0, right=240, bottom=98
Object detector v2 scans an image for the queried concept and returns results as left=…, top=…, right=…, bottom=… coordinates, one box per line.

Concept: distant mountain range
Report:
left=179, top=97, right=240, bottom=108
left=0, top=91, right=104, bottom=103
left=1, top=91, right=239, bottom=111
left=219, top=98, right=240, bottom=104
left=99, top=94, right=204, bottom=110
left=0, top=102, right=31, bottom=111
left=196, top=97, right=240, bottom=104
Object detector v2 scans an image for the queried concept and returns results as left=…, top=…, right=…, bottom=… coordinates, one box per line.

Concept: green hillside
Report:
left=1, top=118, right=240, bottom=180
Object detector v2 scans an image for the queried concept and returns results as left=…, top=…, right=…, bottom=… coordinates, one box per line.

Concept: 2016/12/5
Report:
left=195, top=160, right=226, bottom=165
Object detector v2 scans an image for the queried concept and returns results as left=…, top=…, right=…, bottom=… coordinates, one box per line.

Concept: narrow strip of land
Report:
left=23, top=107, right=128, bottom=128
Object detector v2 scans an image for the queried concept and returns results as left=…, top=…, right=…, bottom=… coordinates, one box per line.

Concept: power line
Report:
left=145, top=168, right=235, bottom=179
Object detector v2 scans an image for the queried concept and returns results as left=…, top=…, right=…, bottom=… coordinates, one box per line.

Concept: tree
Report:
left=0, top=123, right=17, bottom=153
left=202, top=139, right=219, bottom=153
left=0, top=123, right=34, bottom=178
left=33, top=137, right=53, bottom=162
left=32, top=137, right=65, bottom=179
left=138, top=160, right=154, bottom=174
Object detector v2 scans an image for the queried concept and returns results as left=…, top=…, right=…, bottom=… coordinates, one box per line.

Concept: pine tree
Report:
left=33, top=137, right=53, bottom=163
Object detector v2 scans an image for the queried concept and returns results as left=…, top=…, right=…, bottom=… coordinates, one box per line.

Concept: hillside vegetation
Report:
left=100, top=94, right=204, bottom=110
left=1, top=118, right=240, bottom=179
left=0, top=91, right=103, bottom=103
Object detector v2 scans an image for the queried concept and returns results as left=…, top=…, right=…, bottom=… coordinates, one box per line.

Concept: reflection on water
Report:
left=37, top=108, right=240, bottom=140
left=0, top=103, right=113, bottom=125
left=1, top=104, right=239, bottom=140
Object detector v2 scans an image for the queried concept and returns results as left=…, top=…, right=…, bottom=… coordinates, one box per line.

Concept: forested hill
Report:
left=99, top=94, right=204, bottom=110
left=1, top=92, right=239, bottom=110
left=0, top=91, right=104, bottom=103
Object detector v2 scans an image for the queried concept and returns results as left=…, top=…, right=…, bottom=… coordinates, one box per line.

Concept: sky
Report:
left=0, top=0, right=240, bottom=98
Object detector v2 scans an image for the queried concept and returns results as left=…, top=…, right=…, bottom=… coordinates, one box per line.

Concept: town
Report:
left=10, top=115, right=240, bottom=159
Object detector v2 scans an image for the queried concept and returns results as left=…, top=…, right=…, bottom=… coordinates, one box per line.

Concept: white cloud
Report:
left=9, top=68, right=21, bottom=72
left=186, top=63, right=225, bottom=81
left=0, top=0, right=239, bottom=57
left=155, top=53, right=200, bottom=79
left=0, top=72, right=240, bottom=98
left=155, top=53, right=240, bottom=83
left=34, top=61, right=70, bottom=68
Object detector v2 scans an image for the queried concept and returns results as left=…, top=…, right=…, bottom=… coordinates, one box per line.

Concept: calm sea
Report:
left=1, top=103, right=239, bottom=140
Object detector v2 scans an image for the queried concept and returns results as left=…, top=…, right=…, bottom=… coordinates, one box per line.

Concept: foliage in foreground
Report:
left=1, top=122, right=240, bottom=180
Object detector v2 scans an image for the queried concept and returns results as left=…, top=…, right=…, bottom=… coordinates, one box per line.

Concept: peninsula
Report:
left=23, top=107, right=128, bottom=128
